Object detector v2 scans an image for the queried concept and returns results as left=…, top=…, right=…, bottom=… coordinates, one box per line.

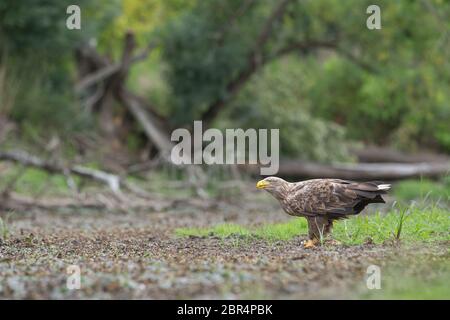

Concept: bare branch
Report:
left=0, top=150, right=122, bottom=194
left=117, top=90, right=209, bottom=198
left=75, top=41, right=158, bottom=93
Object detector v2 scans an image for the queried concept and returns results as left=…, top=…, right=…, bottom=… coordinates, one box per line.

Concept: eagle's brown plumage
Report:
left=256, top=177, right=390, bottom=246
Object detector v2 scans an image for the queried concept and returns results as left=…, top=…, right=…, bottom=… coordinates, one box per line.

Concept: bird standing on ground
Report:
left=256, top=177, right=390, bottom=248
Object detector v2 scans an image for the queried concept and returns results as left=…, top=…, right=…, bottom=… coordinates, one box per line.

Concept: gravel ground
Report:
left=0, top=192, right=448, bottom=299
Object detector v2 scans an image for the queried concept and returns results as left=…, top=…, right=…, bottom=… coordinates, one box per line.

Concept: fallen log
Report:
left=352, top=146, right=450, bottom=164
left=245, top=160, right=450, bottom=180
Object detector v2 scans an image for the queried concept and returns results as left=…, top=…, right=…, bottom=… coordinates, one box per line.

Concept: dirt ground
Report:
left=0, top=190, right=448, bottom=299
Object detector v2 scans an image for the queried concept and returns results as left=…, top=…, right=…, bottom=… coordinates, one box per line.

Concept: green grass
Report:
left=0, top=163, right=122, bottom=196
left=175, top=205, right=450, bottom=245
left=0, top=166, right=77, bottom=195
left=0, top=216, right=10, bottom=240
left=394, top=178, right=450, bottom=202
left=176, top=219, right=309, bottom=241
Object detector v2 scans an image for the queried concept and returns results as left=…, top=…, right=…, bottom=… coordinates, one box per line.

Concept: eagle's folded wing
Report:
left=287, top=179, right=389, bottom=218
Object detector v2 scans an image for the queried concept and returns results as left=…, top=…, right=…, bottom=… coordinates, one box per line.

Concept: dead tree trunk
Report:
left=244, top=160, right=450, bottom=180
left=74, top=32, right=208, bottom=197
left=352, top=146, right=450, bottom=164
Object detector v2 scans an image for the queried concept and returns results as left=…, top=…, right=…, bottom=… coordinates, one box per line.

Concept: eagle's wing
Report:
left=286, top=179, right=390, bottom=218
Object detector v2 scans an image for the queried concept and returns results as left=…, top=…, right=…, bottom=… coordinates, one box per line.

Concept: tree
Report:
left=160, top=0, right=450, bottom=154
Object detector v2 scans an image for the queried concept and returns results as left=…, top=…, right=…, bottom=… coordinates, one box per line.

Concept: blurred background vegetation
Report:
left=0, top=1, right=448, bottom=300
left=0, top=0, right=449, bottom=167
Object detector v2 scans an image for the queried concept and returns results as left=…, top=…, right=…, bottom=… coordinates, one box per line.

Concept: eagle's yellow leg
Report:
left=303, top=238, right=319, bottom=248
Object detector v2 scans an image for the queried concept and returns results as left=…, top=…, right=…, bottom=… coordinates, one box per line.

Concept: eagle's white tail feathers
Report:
left=377, top=184, right=391, bottom=190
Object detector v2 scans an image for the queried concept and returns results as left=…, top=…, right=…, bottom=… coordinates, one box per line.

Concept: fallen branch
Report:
left=0, top=150, right=122, bottom=194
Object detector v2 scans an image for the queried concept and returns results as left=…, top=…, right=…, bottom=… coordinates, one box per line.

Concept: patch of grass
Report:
left=0, top=166, right=77, bottom=195
left=175, top=205, right=450, bottom=245
left=333, top=205, right=449, bottom=245
left=0, top=212, right=12, bottom=240
left=253, top=219, right=308, bottom=241
left=394, top=178, right=450, bottom=202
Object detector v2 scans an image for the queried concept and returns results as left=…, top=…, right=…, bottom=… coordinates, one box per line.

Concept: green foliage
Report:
left=0, top=1, right=114, bottom=134
left=98, top=0, right=190, bottom=52
left=0, top=62, right=18, bottom=116
left=0, top=214, right=11, bottom=240
left=0, top=166, right=78, bottom=196
left=176, top=205, right=450, bottom=245
left=161, top=0, right=254, bottom=124
left=393, top=179, right=450, bottom=202
left=1, top=0, right=449, bottom=156
left=161, top=0, right=450, bottom=154
left=226, top=57, right=353, bottom=162
left=0, top=0, right=83, bottom=55
left=302, top=0, right=450, bottom=151
left=8, top=65, right=91, bottom=134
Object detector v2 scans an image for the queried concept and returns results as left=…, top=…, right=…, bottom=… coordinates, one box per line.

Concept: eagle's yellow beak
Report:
left=256, top=180, right=269, bottom=189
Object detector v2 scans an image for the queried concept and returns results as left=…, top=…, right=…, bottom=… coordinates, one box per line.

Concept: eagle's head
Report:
left=256, top=176, right=290, bottom=200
